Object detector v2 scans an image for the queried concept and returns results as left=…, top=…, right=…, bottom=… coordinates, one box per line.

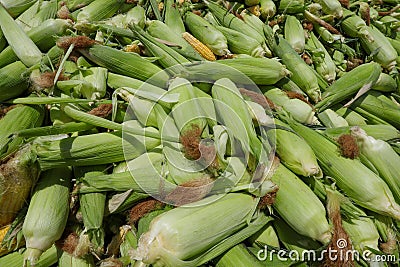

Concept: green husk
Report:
left=371, top=73, right=397, bottom=92
left=351, top=127, right=400, bottom=204
left=206, top=1, right=266, bottom=45
left=164, top=0, right=185, bottom=34
left=183, top=11, right=229, bottom=56
left=79, top=44, right=169, bottom=88
left=23, top=167, right=71, bottom=266
left=0, top=3, right=42, bottom=67
left=286, top=119, right=400, bottom=220
left=0, top=245, right=58, bottom=267
left=216, top=26, right=266, bottom=57
left=271, top=162, right=331, bottom=244
left=264, top=88, right=316, bottom=124
left=271, top=36, right=321, bottom=102
left=130, top=24, right=189, bottom=72
left=284, top=15, right=305, bottom=53
left=306, top=31, right=336, bottom=83
left=146, top=20, right=203, bottom=61
left=76, top=0, right=125, bottom=23
left=215, top=244, right=264, bottom=267
left=323, top=125, right=400, bottom=141
left=57, top=250, right=96, bottom=267
left=131, top=193, right=267, bottom=267
left=318, top=109, right=349, bottom=128
left=33, top=128, right=160, bottom=170
left=0, top=19, right=72, bottom=69
left=0, top=0, right=37, bottom=18
left=179, top=59, right=289, bottom=86
left=334, top=106, right=368, bottom=126
left=278, top=0, right=304, bottom=14
left=351, top=91, right=400, bottom=128
left=268, top=120, right=322, bottom=177
left=0, top=105, right=44, bottom=159
left=316, top=62, right=381, bottom=111
left=259, top=0, right=276, bottom=19
left=273, top=218, right=321, bottom=258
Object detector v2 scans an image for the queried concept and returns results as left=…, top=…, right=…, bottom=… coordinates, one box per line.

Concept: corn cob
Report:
left=131, top=193, right=268, bottom=266
left=122, top=92, right=159, bottom=128
left=146, top=20, right=203, bottom=61
left=212, top=78, right=263, bottom=161
left=182, top=32, right=216, bottom=61
left=23, top=167, right=71, bottom=266
left=0, top=0, right=37, bottom=18
left=76, top=0, right=125, bottom=23
left=342, top=213, right=381, bottom=262
left=307, top=31, right=337, bottom=83
left=284, top=15, right=305, bottom=53
left=183, top=12, right=229, bottom=56
left=373, top=214, right=398, bottom=258
left=351, top=127, right=400, bottom=204
left=360, top=26, right=398, bottom=71
left=271, top=162, right=331, bottom=244
left=286, top=119, right=400, bottom=220
left=264, top=88, right=316, bottom=124
left=34, top=128, right=160, bottom=170
left=125, top=5, right=146, bottom=29
left=0, top=19, right=72, bottom=69
left=214, top=243, right=264, bottom=267
left=168, top=77, right=211, bottom=136
left=206, top=2, right=266, bottom=46
left=180, top=58, right=288, bottom=86
left=341, top=10, right=398, bottom=71
left=215, top=26, right=265, bottom=57
left=130, top=24, right=189, bottom=71
left=79, top=172, right=106, bottom=255
left=268, top=120, right=322, bottom=177
left=79, top=44, right=169, bottom=88
left=240, top=10, right=264, bottom=37
left=259, top=0, right=276, bottom=19
left=315, top=0, right=343, bottom=17
left=316, top=62, right=381, bottom=111
left=0, top=3, right=42, bottom=67
left=351, top=91, right=400, bottom=129
left=277, top=0, right=304, bottom=14
left=0, top=145, right=39, bottom=227
left=271, top=36, right=321, bottom=103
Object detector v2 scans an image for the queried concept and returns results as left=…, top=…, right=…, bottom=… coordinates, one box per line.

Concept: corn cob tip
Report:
left=23, top=248, right=43, bottom=267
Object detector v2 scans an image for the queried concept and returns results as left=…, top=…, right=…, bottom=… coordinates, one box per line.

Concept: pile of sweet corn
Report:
left=0, top=0, right=400, bottom=266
